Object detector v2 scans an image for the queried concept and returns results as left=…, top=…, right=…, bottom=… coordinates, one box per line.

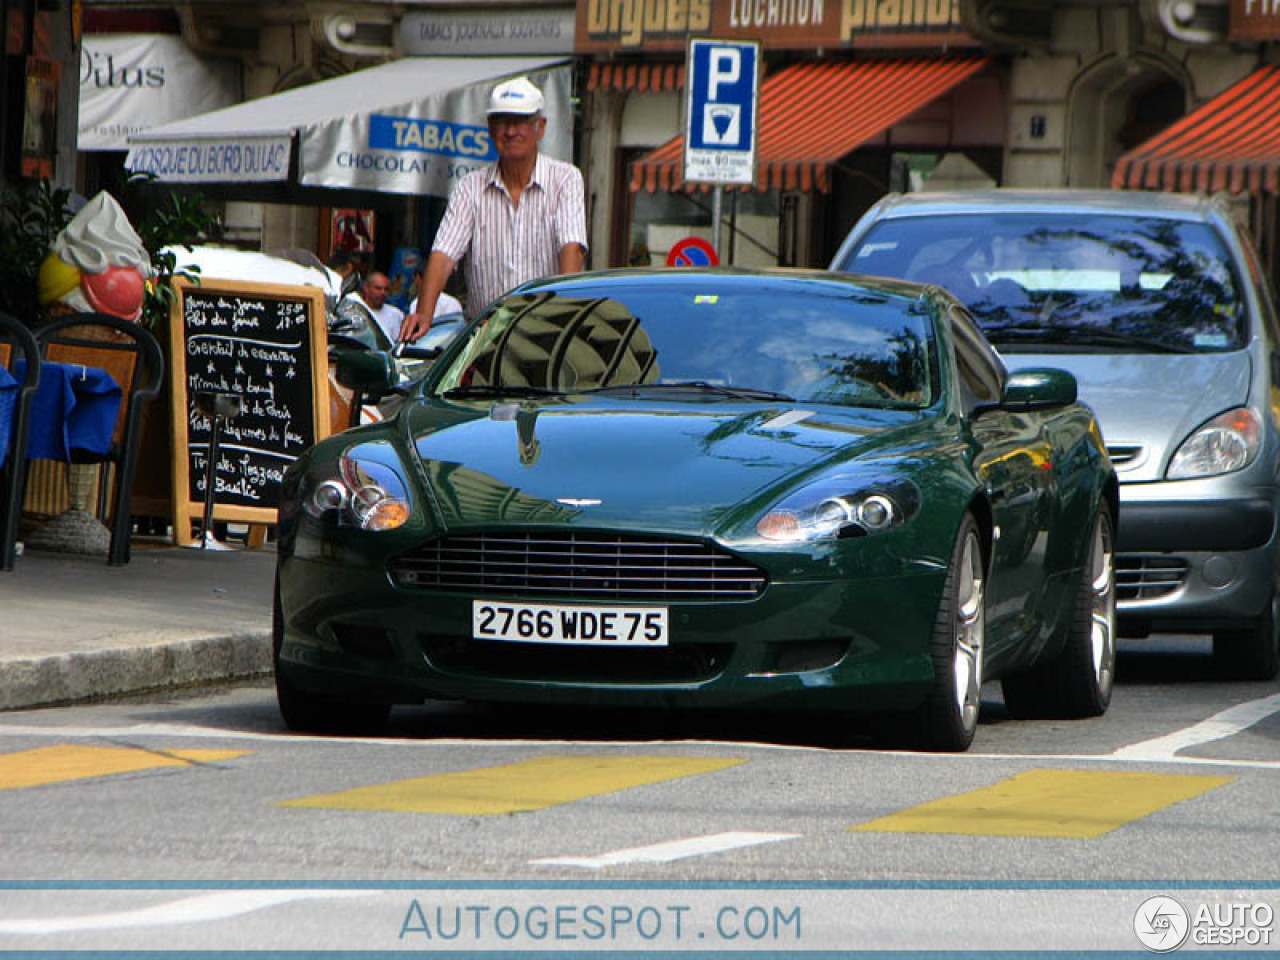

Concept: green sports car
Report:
left=274, top=268, right=1118, bottom=751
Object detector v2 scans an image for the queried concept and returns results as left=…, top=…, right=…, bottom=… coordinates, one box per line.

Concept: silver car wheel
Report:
left=1088, top=512, right=1117, bottom=689
left=952, top=529, right=985, bottom=732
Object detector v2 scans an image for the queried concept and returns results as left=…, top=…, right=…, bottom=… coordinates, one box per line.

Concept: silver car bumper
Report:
left=1115, top=480, right=1279, bottom=632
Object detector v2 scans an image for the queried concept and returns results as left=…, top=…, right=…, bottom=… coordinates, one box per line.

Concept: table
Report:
left=0, top=360, right=122, bottom=467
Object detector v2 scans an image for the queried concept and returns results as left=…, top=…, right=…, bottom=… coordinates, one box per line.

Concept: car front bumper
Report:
left=1115, top=481, right=1280, bottom=632
left=276, top=554, right=948, bottom=712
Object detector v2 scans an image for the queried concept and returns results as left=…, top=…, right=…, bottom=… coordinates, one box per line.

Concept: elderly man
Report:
left=399, top=76, right=586, bottom=342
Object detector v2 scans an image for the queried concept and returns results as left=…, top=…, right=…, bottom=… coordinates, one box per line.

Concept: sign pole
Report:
left=711, top=186, right=723, bottom=260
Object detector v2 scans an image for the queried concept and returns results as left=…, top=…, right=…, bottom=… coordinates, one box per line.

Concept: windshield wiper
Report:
left=440, top=384, right=565, bottom=399
left=585, top=381, right=796, bottom=402
left=985, top=324, right=1198, bottom=354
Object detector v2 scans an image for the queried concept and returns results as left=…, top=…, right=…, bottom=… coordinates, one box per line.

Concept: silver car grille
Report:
left=1116, top=554, right=1189, bottom=601
left=391, top=531, right=767, bottom=600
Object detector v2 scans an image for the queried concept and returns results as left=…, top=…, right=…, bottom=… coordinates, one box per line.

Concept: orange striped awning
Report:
left=1114, top=65, right=1280, bottom=194
left=630, top=57, right=989, bottom=194
left=588, top=61, right=685, bottom=93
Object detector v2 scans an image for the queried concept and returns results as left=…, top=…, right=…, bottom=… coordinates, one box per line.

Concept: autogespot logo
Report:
left=1135, top=896, right=1191, bottom=952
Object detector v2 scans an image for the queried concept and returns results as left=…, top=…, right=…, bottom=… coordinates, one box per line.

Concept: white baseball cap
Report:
left=487, top=76, right=544, bottom=116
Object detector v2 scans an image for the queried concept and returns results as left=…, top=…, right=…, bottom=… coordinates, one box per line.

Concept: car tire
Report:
left=1213, top=593, right=1280, bottom=682
left=913, top=513, right=985, bottom=752
left=1002, top=507, right=1116, bottom=719
left=273, top=574, right=391, bottom=735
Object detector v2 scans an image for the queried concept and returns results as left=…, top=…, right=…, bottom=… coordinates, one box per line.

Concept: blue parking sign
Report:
left=684, top=39, right=759, bottom=185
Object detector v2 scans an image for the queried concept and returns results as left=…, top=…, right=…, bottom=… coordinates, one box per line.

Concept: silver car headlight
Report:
left=757, top=475, right=921, bottom=542
left=302, top=440, right=411, bottom=531
left=1166, top=407, right=1261, bottom=479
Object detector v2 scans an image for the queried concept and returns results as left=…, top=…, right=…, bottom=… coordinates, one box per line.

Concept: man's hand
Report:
left=400, top=309, right=432, bottom=344
left=401, top=251, right=457, bottom=343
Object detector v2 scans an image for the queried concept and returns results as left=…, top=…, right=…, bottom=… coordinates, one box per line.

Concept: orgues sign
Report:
left=575, top=0, right=971, bottom=51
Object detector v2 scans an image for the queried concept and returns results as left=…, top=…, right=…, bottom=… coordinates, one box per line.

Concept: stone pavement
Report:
left=0, top=541, right=275, bottom=711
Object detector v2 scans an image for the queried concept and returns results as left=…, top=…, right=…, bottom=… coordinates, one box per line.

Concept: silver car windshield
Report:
left=841, top=213, right=1246, bottom=353
left=434, top=285, right=938, bottom=409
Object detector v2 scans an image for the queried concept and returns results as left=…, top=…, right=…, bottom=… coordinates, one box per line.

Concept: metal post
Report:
left=711, top=186, right=723, bottom=259
left=200, top=414, right=221, bottom=550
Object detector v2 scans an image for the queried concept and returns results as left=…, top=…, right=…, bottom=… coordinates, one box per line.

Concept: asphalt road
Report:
left=0, top=640, right=1277, bottom=952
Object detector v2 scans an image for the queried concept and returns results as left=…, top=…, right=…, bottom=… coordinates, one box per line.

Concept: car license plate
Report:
left=472, top=601, right=668, bottom=647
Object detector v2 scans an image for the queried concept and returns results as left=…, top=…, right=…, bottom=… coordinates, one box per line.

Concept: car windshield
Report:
left=839, top=213, right=1246, bottom=353
left=432, top=282, right=938, bottom=409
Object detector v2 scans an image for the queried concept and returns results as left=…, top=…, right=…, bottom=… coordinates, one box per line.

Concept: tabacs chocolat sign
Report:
left=575, top=0, right=971, bottom=51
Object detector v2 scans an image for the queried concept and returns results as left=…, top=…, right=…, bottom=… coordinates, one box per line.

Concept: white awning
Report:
left=125, top=56, right=572, bottom=196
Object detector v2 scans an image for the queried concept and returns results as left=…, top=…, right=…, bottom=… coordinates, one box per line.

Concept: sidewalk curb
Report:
left=0, top=631, right=272, bottom=711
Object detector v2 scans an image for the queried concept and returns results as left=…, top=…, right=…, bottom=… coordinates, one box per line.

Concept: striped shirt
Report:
left=432, top=152, right=587, bottom=318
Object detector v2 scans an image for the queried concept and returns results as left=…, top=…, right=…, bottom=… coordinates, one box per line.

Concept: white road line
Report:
left=530, top=831, right=801, bottom=869
left=0, top=890, right=375, bottom=935
left=1109, top=692, right=1280, bottom=762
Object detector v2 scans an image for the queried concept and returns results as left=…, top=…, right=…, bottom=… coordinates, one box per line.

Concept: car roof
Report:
left=520, top=265, right=937, bottom=302
left=863, top=188, right=1224, bottom=221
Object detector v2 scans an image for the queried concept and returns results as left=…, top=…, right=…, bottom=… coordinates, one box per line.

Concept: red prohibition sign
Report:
left=666, top=236, right=720, bottom=267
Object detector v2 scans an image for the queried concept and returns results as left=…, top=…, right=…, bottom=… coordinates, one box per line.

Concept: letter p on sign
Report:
left=708, top=48, right=741, bottom=100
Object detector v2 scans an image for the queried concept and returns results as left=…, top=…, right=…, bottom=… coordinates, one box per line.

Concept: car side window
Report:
left=949, top=306, right=1004, bottom=407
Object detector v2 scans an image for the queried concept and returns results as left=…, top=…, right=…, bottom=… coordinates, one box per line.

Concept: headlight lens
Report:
left=1166, top=407, right=1261, bottom=479
left=302, top=440, right=411, bottom=531
left=757, top=475, right=920, bottom=542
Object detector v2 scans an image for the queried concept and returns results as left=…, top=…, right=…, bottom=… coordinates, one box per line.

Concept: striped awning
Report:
left=629, top=57, right=989, bottom=194
left=588, top=61, right=685, bottom=93
left=1114, top=65, right=1280, bottom=194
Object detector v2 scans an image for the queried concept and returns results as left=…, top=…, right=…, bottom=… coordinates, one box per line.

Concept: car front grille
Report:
left=1116, top=554, right=1189, bottom=601
left=390, top=531, right=767, bottom=601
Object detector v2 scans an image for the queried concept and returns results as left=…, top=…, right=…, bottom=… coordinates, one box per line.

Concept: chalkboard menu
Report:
left=168, top=278, right=331, bottom=544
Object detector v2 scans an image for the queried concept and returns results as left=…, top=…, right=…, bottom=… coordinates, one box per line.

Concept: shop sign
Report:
left=401, top=8, right=576, bottom=55
left=126, top=136, right=290, bottom=183
left=1230, top=0, right=1280, bottom=39
left=575, top=0, right=972, bottom=52
left=79, top=34, right=240, bottom=151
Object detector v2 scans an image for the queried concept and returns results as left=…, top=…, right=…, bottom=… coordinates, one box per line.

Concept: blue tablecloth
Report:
left=0, top=365, right=16, bottom=467
left=2, top=360, right=122, bottom=465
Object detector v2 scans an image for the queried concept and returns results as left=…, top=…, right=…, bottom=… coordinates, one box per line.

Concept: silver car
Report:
left=832, top=189, right=1280, bottom=680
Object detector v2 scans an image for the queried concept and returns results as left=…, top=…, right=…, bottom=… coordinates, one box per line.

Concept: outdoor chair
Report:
left=34, top=312, right=164, bottom=566
left=0, top=312, right=40, bottom=571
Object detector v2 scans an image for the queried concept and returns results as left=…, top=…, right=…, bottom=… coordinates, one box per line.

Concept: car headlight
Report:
left=302, top=440, right=411, bottom=531
left=757, top=475, right=921, bottom=542
left=1166, top=407, right=1261, bottom=479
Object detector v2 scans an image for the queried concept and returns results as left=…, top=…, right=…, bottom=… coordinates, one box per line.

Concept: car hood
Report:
left=997, top=350, right=1252, bottom=481
left=404, top=397, right=919, bottom=535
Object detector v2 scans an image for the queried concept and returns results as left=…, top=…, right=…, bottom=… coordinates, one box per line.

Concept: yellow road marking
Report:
left=281, top=755, right=744, bottom=815
left=0, top=745, right=250, bottom=790
left=851, top=769, right=1234, bottom=838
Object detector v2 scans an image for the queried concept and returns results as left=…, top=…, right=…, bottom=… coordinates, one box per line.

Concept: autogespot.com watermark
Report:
left=398, top=898, right=802, bottom=946
left=1135, top=895, right=1275, bottom=951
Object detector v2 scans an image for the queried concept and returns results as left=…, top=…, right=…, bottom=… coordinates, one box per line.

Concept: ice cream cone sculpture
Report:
left=36, top=191, right=153, bottom=323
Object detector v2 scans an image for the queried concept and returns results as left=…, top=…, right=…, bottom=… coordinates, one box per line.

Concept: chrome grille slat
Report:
left=1116, top=554, right=1189, bottom=601
left=391, top=531, right=767, bottom=601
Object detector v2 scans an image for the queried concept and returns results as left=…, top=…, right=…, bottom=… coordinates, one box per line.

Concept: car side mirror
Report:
left=999, top=367, right=1077, bottom=411
left=334, top=347, right=397, bottom=394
